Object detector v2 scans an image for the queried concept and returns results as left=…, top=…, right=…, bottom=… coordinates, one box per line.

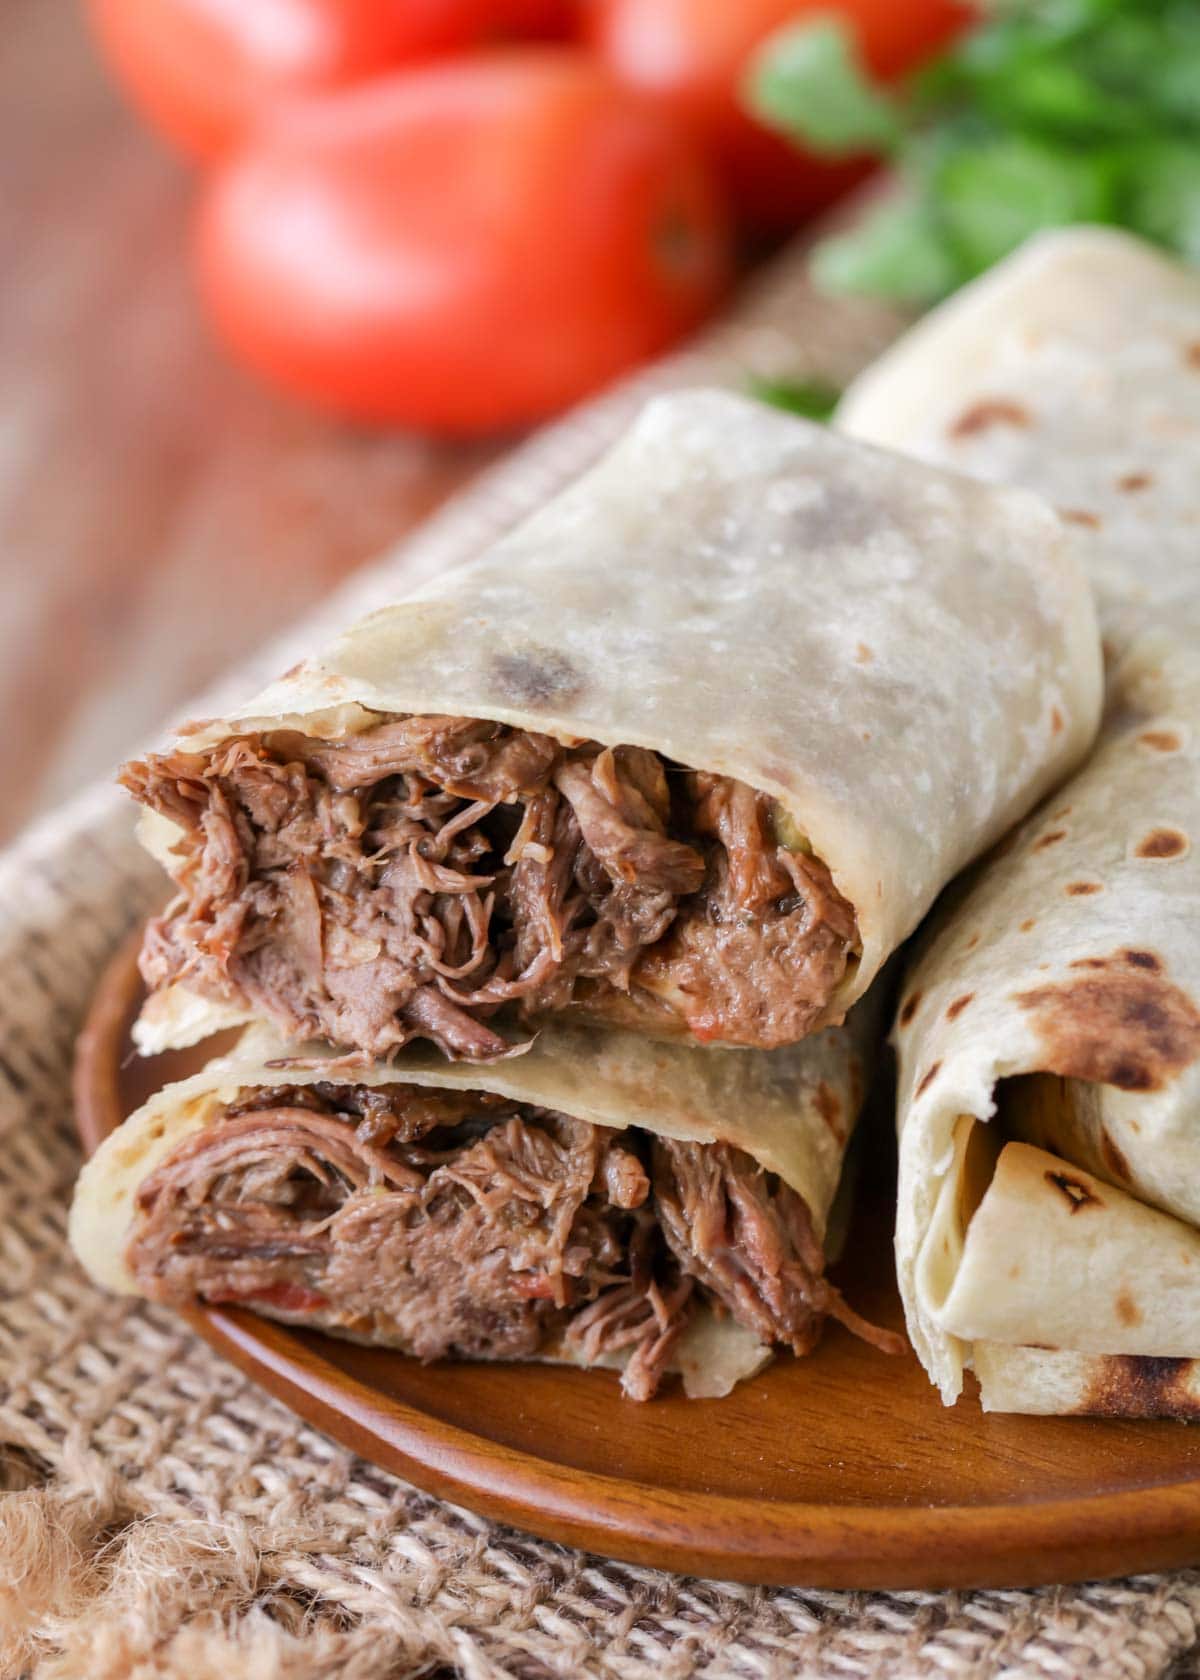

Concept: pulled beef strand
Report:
left=127, top=1085, right=897, bottom=1400
left=652, top=1140, right=901, bottom=1358
left=121, top=715, right=857, bottom=1060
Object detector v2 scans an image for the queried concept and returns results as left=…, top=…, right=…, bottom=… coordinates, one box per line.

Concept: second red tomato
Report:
left=587, top=0, right=973, bottom=228
left=196, top=53, right=730, bottom=432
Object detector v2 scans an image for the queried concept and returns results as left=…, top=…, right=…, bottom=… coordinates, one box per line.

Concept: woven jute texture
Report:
left=4, top=243, right=1200, bottom=1680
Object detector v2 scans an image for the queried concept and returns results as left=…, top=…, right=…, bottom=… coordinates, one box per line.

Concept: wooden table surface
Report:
left=1, top=0, right=508, bottom=844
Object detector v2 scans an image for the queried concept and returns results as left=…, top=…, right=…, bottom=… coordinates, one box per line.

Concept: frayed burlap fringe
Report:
left=4, top=1430, right=1200, bottom=1680
left=0, top=1439, right=472, bottom=1679
left=4, top=241, right=1199, bottom=1680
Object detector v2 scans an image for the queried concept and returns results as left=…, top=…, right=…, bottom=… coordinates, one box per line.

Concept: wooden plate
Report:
left=73, top=933, right=1200, bottom=1589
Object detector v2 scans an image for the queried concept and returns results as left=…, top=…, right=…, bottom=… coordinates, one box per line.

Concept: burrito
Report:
left=839, top=228, right=1200, bottom=1417
left=119, top=388, right=1101, bottom=1064
left=69, top=1012, right=899, bottom=1401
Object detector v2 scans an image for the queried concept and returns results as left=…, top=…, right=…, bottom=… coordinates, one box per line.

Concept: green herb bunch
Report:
left=747, top=0, right=1200, bottom=303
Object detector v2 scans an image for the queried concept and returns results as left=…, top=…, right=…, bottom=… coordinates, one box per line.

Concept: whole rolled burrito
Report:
left=840, top=229, right=1200, bottom=1418
left=121, top=388, right=1100, bottom=1064
left=69, top=1012, right=899, bottom=1401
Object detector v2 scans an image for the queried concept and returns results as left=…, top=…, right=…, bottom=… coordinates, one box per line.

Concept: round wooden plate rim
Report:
left=72, top=932, right=1200, bottom=1588
left=195, top=1302, right=1200, bottom=1570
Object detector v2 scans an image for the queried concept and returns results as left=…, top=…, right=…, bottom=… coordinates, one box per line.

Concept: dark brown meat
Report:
left=225, top=1080, right=513, bottom=1149
left=633, top=777, right=858, bottom=1047
left=126, top=1083, right=896, bottom=1398
left=121, top=715, right=858, bottom=1060
left=653, top=1138, right=903, bottom=1357
left=564, top=1217, right=694, bottom=1402
left=129, top=1085, right=683, bottom=1389
left=652, top=1138, right=830, bottom=1354
left=285, top=714, right=562, bottom=801
left=553, top=749, right=705, bottom=896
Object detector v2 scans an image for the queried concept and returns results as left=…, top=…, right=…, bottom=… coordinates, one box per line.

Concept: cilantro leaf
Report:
left=811, top=194, right=966, bottom=306
left=744, top=16, right=902, bottom=157
left=746, top=374, right=843, bottom=422
left=935, top=135, right=1119, bottom=275
left=742, top=0, right=1200, bottom=308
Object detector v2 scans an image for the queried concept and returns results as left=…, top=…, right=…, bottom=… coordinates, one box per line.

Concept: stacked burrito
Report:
left=70, top=386, right=1102, bottom=1400
left=840, top=228, right=1200, bottom=1418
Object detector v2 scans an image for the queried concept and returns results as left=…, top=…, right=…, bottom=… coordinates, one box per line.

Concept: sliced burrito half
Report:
left=69, top=1011, right=900, bottom=1401
left=840, top=228, right=1200, bottom=1417
left=120, top=388, right=1100, bottom=1064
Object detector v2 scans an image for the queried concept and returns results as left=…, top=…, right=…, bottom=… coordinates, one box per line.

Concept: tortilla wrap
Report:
left=839, top=225, right=1200, bottom=656
left=125, top=386, right=1100, bottom=1063
left=70, top=1009, right=878, bottom=1400
left=839, top=228, right=1200, bottom=1416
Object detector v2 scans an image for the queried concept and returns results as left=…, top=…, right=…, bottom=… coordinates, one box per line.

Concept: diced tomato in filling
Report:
left=208, top=1282, right=330, bottom=1314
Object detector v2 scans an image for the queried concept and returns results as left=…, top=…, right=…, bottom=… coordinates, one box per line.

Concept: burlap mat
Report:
left=4, top=243, right=1200, bottom=1680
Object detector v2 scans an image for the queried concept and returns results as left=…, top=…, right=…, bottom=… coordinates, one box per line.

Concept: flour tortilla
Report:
left=839, top=229, right=1200, bottom=1416
left=922, top=1127, right=1200, bottom=1417
left=133, top=386, right=1101, bottom=1055
left=840, top=226, right=1200, bottom=658
left=70, top=1009, right=873, bottom=1398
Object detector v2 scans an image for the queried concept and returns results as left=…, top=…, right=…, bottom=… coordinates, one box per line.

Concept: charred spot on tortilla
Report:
left=898, top=990, right=923, bottom=1028
left=1139, top=730, right=1183, bottom=753
left=1020, top=919, right=1037, bottom=932
left=1059, top=508, right=1102, bottom=528
left=1016, top=960, right=1200, bottom=1093
left=945, top=994, right=974, bottom=1022
left=1080, top=1355, right=1200, bottom=1420
left=491, top=649, right=583, bottom=706
left=1065, top=881, right=1103, bottom=896
left=1033, top=829, right=1067, bottom=851
left=848, top=1058, right=865, bottom=1113
left=1115, top=1290, right=1143, bottom=1329
left=1051, top=707, right=1065, bottom=736
left=1186, top=341, right=1200, bottom=369
left=1100, top=1128, right=1131, bottom=1184
left=1136, top=827, right=1189, bottom=860
left=1117, top=471, right=1154, bottom=493
left=966, top=932, right=981, bottom=951
left=282, top=661, right=307, bottom=680
left=814, top=1081, right=845, bottom=1143
left=1045, top=1169, right=1101, bottom=1213
left=1123, top=949, right=1163, bottom=972
left=855, top=642, right=873, bottom=663
left=949, top=398, right=1031, bottom=438
left=915, top=1061, right=941, bottom=1098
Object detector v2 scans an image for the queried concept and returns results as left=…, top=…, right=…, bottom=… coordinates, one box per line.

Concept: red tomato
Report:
left=586, top=0, right=973, bottom=228
left=85, top=0, right=579, bottom=161
left=196, top=53, right=730, bottom=433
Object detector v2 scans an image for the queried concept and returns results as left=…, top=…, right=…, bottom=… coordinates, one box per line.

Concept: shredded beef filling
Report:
left=122, top=715, right=858, bottom=1060
left=127, top=1084, right=896, bottom=1401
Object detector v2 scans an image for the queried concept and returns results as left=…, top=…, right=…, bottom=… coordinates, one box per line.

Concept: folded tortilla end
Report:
left=133, top=985, right=255, bottom=1057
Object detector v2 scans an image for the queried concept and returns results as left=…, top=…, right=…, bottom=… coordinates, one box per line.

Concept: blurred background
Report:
left=5, top=0, right=1197, bottom=843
